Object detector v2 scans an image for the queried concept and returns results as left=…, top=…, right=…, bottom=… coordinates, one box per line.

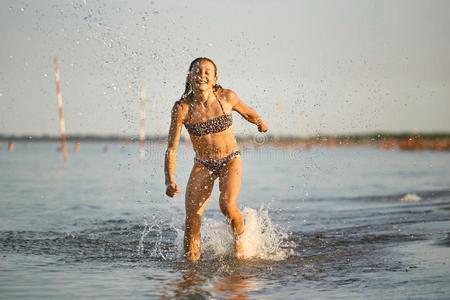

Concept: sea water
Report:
left=1, top=142, right=450, bottom=299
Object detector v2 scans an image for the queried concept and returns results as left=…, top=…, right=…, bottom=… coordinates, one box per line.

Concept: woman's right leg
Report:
left=218, top=156, right=245, bottom=258
left=184, top=162, right=215, bottom=261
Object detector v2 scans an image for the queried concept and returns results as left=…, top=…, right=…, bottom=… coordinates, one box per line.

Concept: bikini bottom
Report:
left=194, top=150, right=241, bottom=178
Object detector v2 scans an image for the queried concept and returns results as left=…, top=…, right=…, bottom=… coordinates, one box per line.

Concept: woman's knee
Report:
left=185, top=208, right=202, bottom=221
left=219, top=200, right=239, bottom=218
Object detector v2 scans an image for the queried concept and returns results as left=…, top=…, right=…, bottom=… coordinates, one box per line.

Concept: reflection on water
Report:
left=157, top=260, right=260, bottom=299
left=213, top=274, right=253, bottom=300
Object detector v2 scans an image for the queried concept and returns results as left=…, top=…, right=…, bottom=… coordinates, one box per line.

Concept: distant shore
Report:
left=1, top=132, right=450, bottom=151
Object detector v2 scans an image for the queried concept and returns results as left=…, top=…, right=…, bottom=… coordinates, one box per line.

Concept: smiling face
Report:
left=188, top=59, right=217, bottom=93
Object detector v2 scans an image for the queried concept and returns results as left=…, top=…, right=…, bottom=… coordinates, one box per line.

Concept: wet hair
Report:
left=181, top=57, right=222, bottom=100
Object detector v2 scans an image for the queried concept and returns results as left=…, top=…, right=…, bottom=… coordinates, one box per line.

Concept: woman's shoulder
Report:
left=171, top=99, right=189, bottom=118
left=173, top=98, right=190, bottom=109
left=216, top=87, right=239, bottom=104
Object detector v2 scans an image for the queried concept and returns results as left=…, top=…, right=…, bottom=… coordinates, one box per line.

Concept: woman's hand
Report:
left=165, top=181, right=180, bottom=198
left=257, top=120, right=268, bottom=133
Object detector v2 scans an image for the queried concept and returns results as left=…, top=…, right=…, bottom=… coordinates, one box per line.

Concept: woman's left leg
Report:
left=218, top=156, right=245, bottom=257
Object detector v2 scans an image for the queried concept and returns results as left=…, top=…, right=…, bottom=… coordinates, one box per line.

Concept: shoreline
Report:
left=1, top=132, right=450, bottom=152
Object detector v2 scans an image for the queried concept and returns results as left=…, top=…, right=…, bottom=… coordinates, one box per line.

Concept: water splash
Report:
left=400, top=193, right=422, bottom=202
left=200, top=207, right=294, bottom=261
left=138, top=215, right=167, bottom=260
left=139, top=207, right=294, bottom=261
left=137, top=219, right=150, bottom=256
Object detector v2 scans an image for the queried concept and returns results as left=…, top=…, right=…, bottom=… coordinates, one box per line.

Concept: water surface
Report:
left=1, top=142, right=449, bottom=299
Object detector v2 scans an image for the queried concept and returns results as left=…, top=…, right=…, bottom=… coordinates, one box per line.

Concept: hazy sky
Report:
left=1, top=0, right=449, bottom=137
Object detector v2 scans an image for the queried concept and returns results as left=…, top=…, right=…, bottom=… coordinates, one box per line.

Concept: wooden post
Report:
left=139, top=82, right=146, bottom=160
left=53, top=56, right=68, bottom=161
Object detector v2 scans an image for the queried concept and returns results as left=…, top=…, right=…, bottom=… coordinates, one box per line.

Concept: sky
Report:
left=0, top=0, right=449, bottom=137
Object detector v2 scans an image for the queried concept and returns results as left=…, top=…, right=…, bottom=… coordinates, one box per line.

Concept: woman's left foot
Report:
left=185, top=238, right=201, bottom=262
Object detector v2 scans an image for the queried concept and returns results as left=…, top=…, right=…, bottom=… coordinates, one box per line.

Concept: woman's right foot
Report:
left=234, top=231, right=247, bottom=260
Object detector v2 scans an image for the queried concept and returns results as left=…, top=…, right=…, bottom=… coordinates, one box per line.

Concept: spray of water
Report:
left=138, top=215, right=167, bottom=260
left=139, top=207, right=294, bottom=261
left=199, top=207, right=293, bottom=261
left=137, top=219, right=150, bottom=256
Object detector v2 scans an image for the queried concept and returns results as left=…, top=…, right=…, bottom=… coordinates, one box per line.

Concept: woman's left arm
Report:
left=227, top=90, right=269, bottom=132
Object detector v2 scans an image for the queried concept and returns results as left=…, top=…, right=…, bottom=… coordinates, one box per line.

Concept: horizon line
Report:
left=1, top=130, right=450, bottom=142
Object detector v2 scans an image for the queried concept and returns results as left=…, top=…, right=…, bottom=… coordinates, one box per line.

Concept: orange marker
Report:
left=7, top=141, right=14, bottom=152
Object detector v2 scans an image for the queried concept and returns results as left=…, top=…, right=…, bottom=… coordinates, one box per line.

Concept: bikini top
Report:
left=184, top=92, right=233, bottom=136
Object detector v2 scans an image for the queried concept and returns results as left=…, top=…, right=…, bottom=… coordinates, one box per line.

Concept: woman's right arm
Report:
left=164, top=101, right=185, bottom=197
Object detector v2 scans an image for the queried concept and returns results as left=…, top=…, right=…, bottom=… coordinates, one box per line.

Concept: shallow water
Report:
left=1, top=142, right=449, bottom=299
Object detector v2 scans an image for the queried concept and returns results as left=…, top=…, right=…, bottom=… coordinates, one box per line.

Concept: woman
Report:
left=164, top=57, right=268, bottom=261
